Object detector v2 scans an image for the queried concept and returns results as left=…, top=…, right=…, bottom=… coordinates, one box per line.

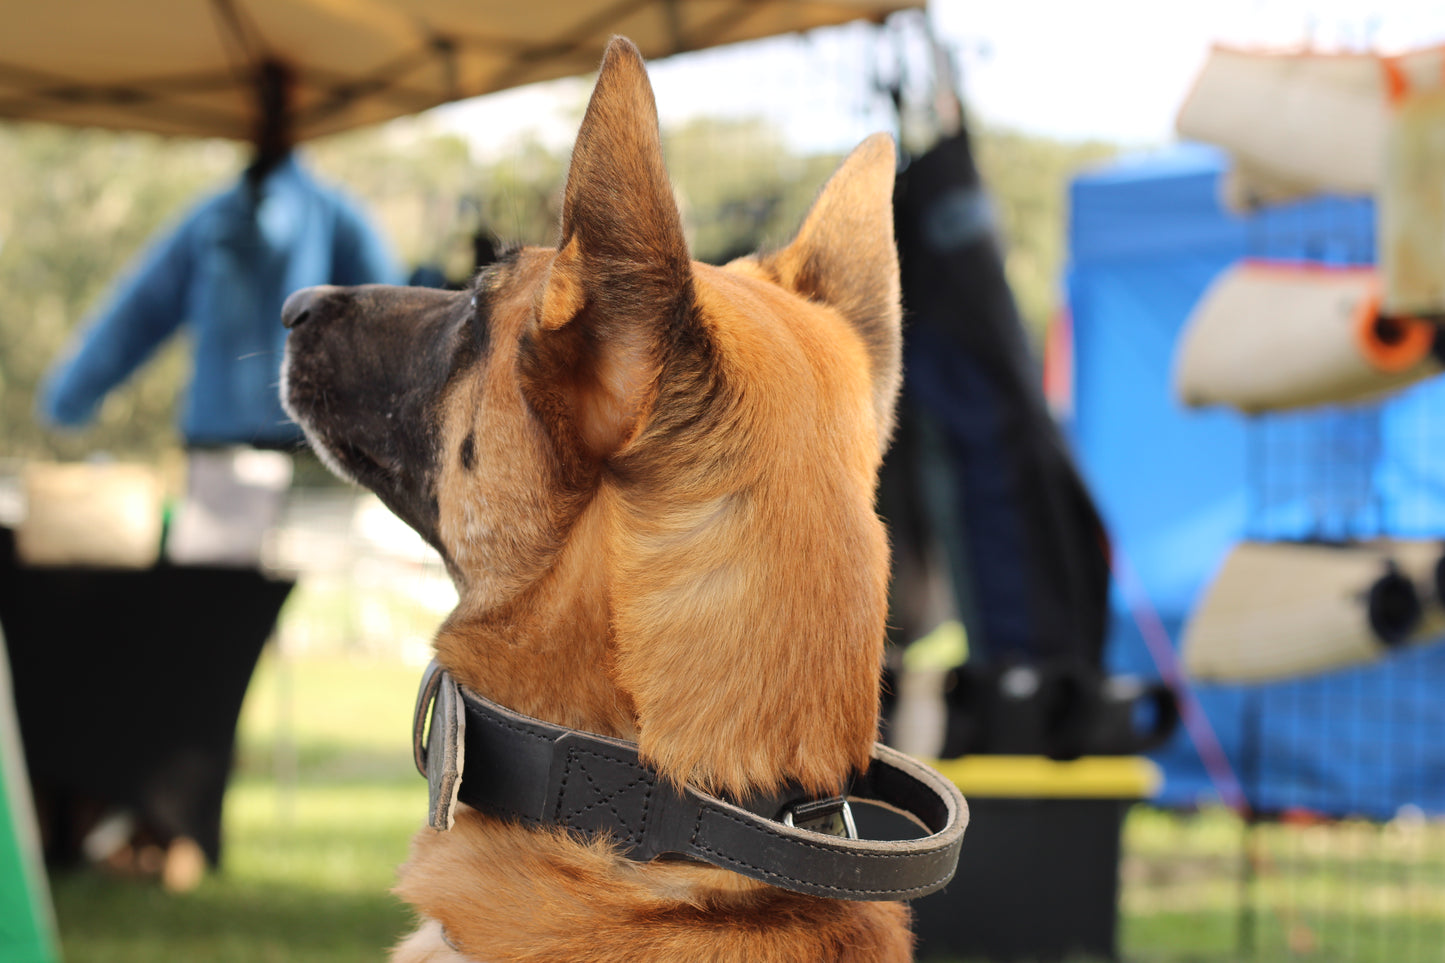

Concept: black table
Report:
left=0, top=527, right=292, bottom=867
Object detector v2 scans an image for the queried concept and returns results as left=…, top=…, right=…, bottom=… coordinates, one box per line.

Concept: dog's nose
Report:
left=281, top=285, right=339, bottom=329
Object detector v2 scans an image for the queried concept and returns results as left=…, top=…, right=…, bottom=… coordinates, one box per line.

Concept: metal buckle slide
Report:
left=781, top=796, right=859, bottom=840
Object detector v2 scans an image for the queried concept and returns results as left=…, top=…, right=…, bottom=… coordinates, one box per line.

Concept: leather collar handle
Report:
left=414, top=662, right=968, bottom=901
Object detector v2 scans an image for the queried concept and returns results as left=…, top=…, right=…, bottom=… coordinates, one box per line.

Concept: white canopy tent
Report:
left=0, top=0, right=922, bottom=143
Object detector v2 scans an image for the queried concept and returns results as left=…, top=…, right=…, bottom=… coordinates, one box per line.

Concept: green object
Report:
left=0, top=641, right=60, bottom=963
left=902, top=619, right=969, bottom=672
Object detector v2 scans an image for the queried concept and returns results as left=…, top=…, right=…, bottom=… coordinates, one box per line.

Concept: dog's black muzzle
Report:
left=281, top=283, right=479, bottom=552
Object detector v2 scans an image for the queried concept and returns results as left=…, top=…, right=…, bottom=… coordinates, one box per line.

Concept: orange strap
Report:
left=1382, top=55, right=1410, bottom=106
left=1355, top=279, right=1434, bottom=373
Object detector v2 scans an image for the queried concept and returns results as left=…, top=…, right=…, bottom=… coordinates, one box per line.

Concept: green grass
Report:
left=49, top=651, right=427, bottom=963
left=1120, top=808, right=1445, bottom=963
left=52, top=785, right=417, bottom=962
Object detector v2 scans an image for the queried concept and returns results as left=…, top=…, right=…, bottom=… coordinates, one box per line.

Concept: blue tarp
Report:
left=1067, top=145, right=1445, bottom=819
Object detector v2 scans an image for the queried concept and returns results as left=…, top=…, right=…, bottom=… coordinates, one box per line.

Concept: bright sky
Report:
left=428, top=0, right=1445, bottom=155
left=936, top=0, right=1445, bottom=143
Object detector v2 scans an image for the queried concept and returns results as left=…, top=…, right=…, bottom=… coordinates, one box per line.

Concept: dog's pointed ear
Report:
left=760, top=134, right=902, bottom=445
left=530, top=37, right=691, bottom=458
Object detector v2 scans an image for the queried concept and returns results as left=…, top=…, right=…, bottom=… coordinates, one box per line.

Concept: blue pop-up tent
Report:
left=1067, top=144, right=1445, bottom=818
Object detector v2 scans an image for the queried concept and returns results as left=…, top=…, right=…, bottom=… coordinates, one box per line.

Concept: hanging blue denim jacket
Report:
left=40, top=155, right=401, bottom=447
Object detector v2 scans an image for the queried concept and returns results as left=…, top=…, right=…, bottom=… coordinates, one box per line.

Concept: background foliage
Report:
left=0, top=114, right=1113, bottom=463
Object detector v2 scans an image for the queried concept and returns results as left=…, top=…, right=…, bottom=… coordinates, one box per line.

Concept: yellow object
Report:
left=930, top=755, right=1162, bottom=800
left=903, top=620, right=969, bottom=671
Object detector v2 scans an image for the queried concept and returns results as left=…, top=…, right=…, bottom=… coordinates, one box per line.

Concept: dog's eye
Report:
left=463, top=290, right=490, bottom=358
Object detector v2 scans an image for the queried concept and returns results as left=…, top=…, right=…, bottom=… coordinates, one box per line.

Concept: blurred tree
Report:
left=663, top=117, right=843, bottom=264
left=973, top=129, right=1117, bottom=345
left=308, top=123, right=501, bottom=281
left=0, top=116, right=1112, bottom=463
left=0, top=125, right=238, bottom=462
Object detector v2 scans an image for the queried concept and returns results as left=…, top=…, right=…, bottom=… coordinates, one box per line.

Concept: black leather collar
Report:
left=413, top=661, right=968, bottom=901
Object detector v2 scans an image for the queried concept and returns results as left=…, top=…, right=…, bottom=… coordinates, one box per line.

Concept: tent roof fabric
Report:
left=0, top=0, right=920, bottom=142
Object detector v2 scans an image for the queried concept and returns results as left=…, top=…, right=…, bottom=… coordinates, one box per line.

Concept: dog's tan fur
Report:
left=284, top=37, right=908, bottom=962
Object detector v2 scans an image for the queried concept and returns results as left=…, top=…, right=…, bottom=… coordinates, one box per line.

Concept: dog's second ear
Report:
left=528, top=38, right=691, bottom=459
left=758, top=134, right=902, bottom=447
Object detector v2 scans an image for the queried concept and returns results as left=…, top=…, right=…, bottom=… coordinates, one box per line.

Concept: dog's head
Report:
left=282, top=38, right=901, bottom=798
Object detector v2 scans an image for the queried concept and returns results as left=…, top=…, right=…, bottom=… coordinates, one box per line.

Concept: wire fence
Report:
left=1123, top=805, right=1445, bottom=963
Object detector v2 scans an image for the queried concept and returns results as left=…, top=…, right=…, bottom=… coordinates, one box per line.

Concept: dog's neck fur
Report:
left=395, top=809, right=911, bottom=963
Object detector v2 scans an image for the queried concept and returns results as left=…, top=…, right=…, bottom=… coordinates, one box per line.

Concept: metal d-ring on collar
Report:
left=412, top=660, right=968, bottom=902
left=413, top=660, right=465, bottom=831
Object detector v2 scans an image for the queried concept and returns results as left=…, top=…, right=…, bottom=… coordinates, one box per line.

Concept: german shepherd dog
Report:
left=282, top=37, right=915, bottom=962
